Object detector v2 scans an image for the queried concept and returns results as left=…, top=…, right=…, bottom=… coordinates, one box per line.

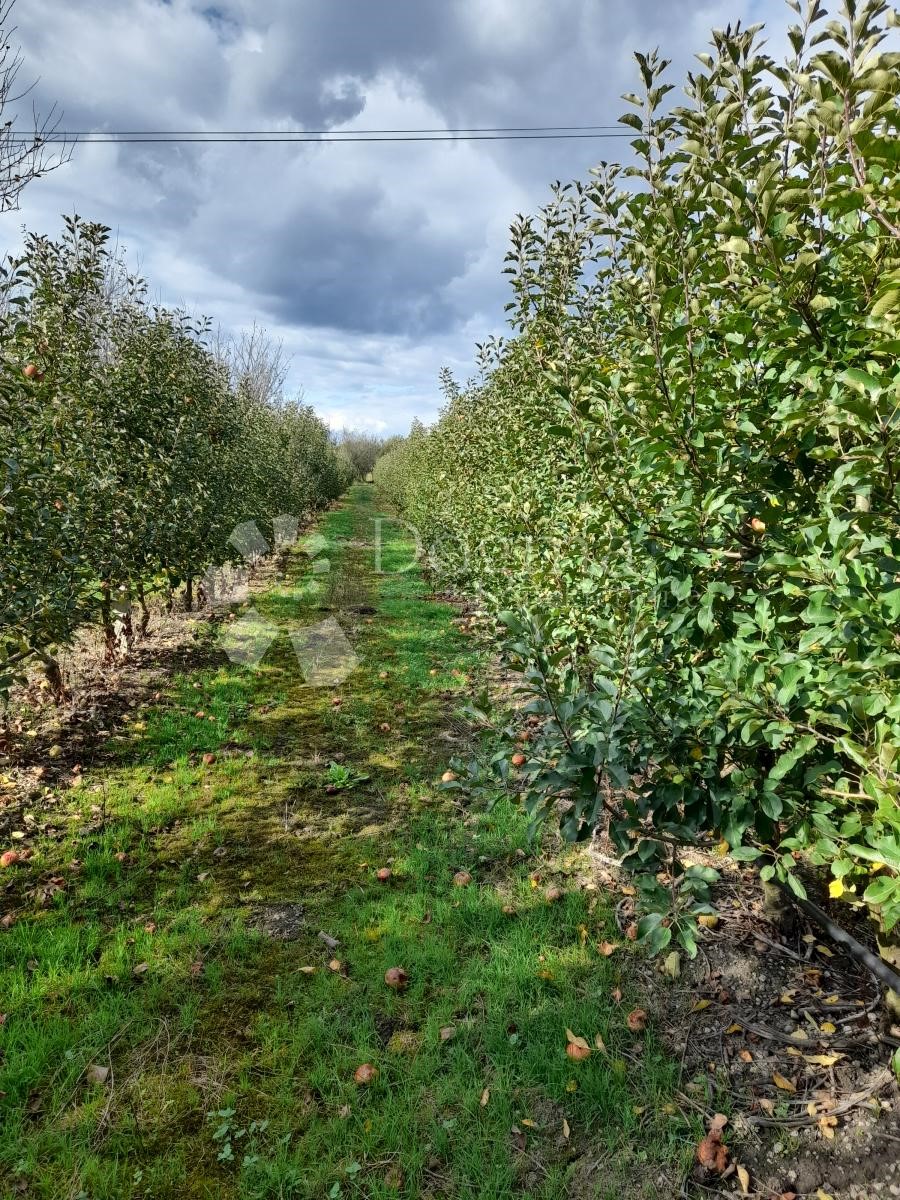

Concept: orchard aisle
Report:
left=0, top=485, right=686, bottom=1200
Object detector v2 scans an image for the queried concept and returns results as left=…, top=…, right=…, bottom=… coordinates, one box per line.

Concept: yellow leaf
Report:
left=786, top=1046, right=803, bottom=1057
left=726, top=1023, right=742, bottom=1034
left=594, top=1033, right=606, bottom=1051
left=828, top=879, right=844, bottom=899
left=821, top=1021, right=836, bottom=1035
left=565, top=1029, right=590, bottom=1050
left=739, top=1049, right=753, bottom=1063
left=773, top=1072, right=796, bottom=1092
left=691, top=999, right=712, bottom=1012
left=819, top=1115, right=836, bottom=1139
left=621, top=885, right=636, bottom=896
left=565, top=1079, right=577, bottom=1093
left=816, top=944, right=834, bottom=957
left=789, top=1028, right=809, bottom=1041
left=562, top=1118, right=570, bottom=1139
left=736, top=1164, right=751, bottom=1194
left=521, top=1118, right=537, bottom=1128
left=817, top=1191, right=837, bottom=1200
left=779, top=990, right=796, bottom=1004
left=824, top=994, right=839, bottom=1004
left=480, top=1088, right=490, bottom=1107
left=804, top=1053, right=844, bottom=1067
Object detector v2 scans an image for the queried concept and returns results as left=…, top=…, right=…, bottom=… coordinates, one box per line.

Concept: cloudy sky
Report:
left=7, top=0, right=786, bottom=434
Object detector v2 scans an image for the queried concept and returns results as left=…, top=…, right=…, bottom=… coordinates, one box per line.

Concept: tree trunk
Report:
left=35, top=649, right=69, bottom=704
left=184, top=574, right=194, bottom=613
left=137, top=581, right=151, bottom=637
left=875, top=923, right=900, bottom=1021
left=100, top=585, right=116, bottom=663
left=762, top=879, right=797, bottom=935
left=118, top=605, right=135, bottom=653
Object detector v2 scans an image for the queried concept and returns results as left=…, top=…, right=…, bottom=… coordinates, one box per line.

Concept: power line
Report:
left=12, top=125, right=633, bottom=145
left=23, top=124, right=624, bottom=135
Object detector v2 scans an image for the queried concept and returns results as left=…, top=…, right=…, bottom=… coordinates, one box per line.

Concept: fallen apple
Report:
left=384, top=966, right=408, bottom=990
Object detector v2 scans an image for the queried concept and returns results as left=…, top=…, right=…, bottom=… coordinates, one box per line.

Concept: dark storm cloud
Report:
left=6, top=0, right=789, bottom=431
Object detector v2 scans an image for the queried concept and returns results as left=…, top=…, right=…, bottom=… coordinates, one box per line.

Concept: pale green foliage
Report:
left=383, top=1, right=900, bottom=949
left=0, top=217, right=353, bottom=691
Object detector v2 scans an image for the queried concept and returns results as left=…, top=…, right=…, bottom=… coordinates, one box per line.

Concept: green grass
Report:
left=0, top=485, right=694, bottom=1199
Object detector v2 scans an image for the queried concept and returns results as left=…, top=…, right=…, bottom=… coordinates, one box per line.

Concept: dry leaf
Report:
left=725, top=1023, right=742, bottom=1035
left=132, top=962, right=149, bottom=977
left=758, top=1097, right=775, bottom=1115
left=691, top=998, right=712, bottom=1012
left=598, top=940, right=618, bottom=957
left=565, top=1028, right=590, bottom=1050
left=820, top=1021, right=836, bottom=1035
left=736, top=1164, right=750, bottom=1194
left=804, top=1053, right=844, bottom=1067
left=86, top=1064, right=110, bottom=1085
left=480, top=1088, right=490, bottom=1107
left=817, top=1191, right=837, bottom=1200
left=520, top=1118, right=537, bottom=1128
left=562, top=1118, right=570, bottom=1140
left=439, top=1025, right=457, bottom=1042
left=789, top=1028, right=809, bottom=1041
left=594, top=1033, right=606, bottom=1051
left=739, top=1049, right=753, bottom=1063
left=773, top=1071, right=796, bottom=1093
left=299, top=965, right=316, bottom=975
left=816, top=944, right=834, bottom=957
left=819, top=1114, right=837, bottom=1139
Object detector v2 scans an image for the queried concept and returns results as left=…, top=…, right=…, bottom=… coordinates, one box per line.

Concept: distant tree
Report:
left=0, top=0, right=71, bottom=211
left=213, top=321, right=292, bottom=408
left=338, top=429, right=397, bottom=478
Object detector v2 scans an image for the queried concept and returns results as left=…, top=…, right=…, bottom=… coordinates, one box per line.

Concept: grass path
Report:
left=1, top=485, right=689, bottom=1200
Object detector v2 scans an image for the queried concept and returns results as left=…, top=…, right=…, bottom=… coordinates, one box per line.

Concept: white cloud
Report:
left=4, top=0, right=790, bottom=433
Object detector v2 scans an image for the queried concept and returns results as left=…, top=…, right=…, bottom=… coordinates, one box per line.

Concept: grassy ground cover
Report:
left=0, top=485, right=691, bottom=1199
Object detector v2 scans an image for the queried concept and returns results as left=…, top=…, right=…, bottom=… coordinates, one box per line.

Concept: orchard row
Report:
left=377, top=2, right=900, bottom=956
left=0, top=217, right=353, bottom=694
